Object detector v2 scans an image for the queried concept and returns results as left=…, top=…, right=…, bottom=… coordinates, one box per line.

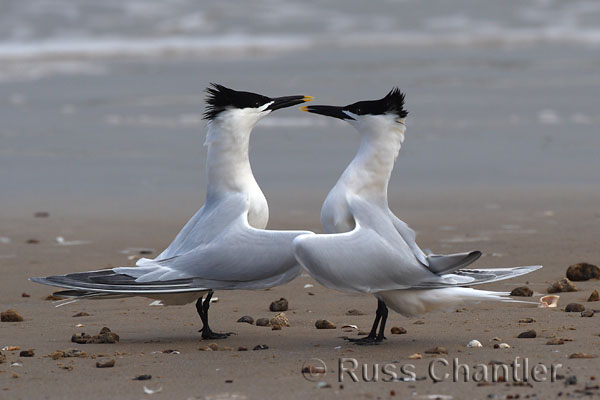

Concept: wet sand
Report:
left=2, top=187, right=599, bottom=399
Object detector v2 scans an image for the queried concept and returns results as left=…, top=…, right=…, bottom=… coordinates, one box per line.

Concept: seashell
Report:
left=538, top=295, right=559, bottom=308
left=498, top=343, right=511, bottom=349
left=467, top=340, right=482, bottom=348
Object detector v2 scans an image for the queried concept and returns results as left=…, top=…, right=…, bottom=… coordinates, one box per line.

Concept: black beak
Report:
left=299, top=105, right=354, bottom=120
left=267, top=95, right=313, bottom=111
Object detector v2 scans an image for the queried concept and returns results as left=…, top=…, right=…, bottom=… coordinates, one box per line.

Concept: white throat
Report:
left=340, top=115, right=406, bottom=203
left=203, top=109, right=269, bottom=227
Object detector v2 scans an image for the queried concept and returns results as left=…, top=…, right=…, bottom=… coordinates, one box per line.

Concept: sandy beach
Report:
left=2, top=1, right=600, bottom=398
left=2, top=187, right=600, bottom=399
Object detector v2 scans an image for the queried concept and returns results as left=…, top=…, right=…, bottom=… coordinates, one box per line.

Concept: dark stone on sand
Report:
left=547, top=278, right=577, bottom=293
left=1, top=309, right=23, bottom=322
left=315, top=320, right=336, bottom=329
left=565, top=375, right=577, bottom=385
left=253, top=345, right=269, bottom=351
left=96, top=359, right=115, bottom=368
left=581, top=310, right=594, bottom=317
left=517, top=330, right=537, bottom=338
left=34, top=212, right=49, bottom=218
left=133, top=374, right=152, bottom=380
left=237, top=347, right=248, bottom=351
left=21, top=293, right=30, bottom=298
left=519, top=317, right=536, bottom=323
left=588, top=289, right=599, bottom=302
left=390, top=327, right=407, bottom=335
left=510, top=286, right=533, bottom=297
left=72, top=312, right=90, bottom=317
left=346, top=309, right=365, bottom=316
left=566, top=263, right=600, bottom=281
left=237, top=316, right=254, bottom=324
left=569, top=353, right=597, bottom=359
left=72, top=327, right=119, bottom=344
left=425, top=346, right=448, bottom=355
left=139, top=249, right=153, bottom=255
left=565, top=303, right=585, bottom=312
left=26, top=238, right=40, bottom=244
left=71, top=333, right=92, bottom=344
left=256, top=318, right=270, bottom=326
left=19, top=349, right=34, bottom=357
left=269, top=298, right=288, bottom=312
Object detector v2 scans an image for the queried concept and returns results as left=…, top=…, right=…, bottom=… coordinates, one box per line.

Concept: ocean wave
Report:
left=1, top=26, right=600, bottom=63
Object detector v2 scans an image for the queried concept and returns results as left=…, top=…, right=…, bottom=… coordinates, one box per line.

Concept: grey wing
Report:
left=389, top=213, right=429, bottom=266
left=116, top=214, right=314, bottom=290
left=294, top=226, right=439, bottom=294
left=389, top=212, right=483, bottom=274
left=426, top=251, right=482, bottom=274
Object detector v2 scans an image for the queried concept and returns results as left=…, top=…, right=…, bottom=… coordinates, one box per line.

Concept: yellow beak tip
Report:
left=303, top=96, right=314, bottom=102
left=299, top=105, right=309, bottom=112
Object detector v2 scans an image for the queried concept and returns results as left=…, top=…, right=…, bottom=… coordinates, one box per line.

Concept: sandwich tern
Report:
left=32, top=84, right=314, bottom=339
left=293, top=88, right=542, bottom=344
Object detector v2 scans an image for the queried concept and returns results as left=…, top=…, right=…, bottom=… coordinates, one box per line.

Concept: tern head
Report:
left=300, top=88, right=407, bottom=135
left=203, top=83, right=313, bottom=125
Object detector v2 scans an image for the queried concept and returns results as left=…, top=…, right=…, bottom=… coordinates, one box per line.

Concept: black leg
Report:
left=195, top=291, right=235, bottom=340
left=376, top=300, right=388, bottom=341
left=345, top=299, right=388, bottom=345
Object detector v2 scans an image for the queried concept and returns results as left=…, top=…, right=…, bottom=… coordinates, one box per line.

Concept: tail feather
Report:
left=378, top=287, right=537, bottom=317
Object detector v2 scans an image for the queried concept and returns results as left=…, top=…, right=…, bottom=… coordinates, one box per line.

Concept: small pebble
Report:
left=565, top=303, right=585, bottom=312
left=96, top=359, right=115, bottom=368
left=566, top=263, right=600, bottom=281
left=1, top=310, right=23, bottom=322
left=547, top=278, right=577, bottom=293
left=34, top=211, right=49, bottom=218
left=581, top=310, right=594, bottom=317
left=271, top=324, right=282, bottom=331
left=408, top=353, right=422, bottom=359
left=253, top=344, right=269, bottom=351
left=495, top=343, right=511, bottom=349
left=316, top=381, right=331, bottom=389
left=424, top=346, right=448, bottom=355
left=133, top=374, right=152, bottom=380
left=569, top=353, right=597, bottom=359
left=518, top=317, right=536, bottom=323
left=565, top=375, right=577, bottom=385
left=588, top=289, right=599, bottom=302
left=21, top=293, right=30, bottom=298
left=315, top=320, right=336, bottom=329
left=237, top=316, right=254, bottom=324
left=26, top=239, right=39, bottom=244
left=510, top=286, right=533, bottom=297
left=517, top=330, right=537, bottom=338
left=256, top=318, right=270, bottom=327
left=269, top=298, right=288, bottom=312
left=237, top=347, right=248, bottom=351
left=467, top=340, right=482, bottom=348
left=413, top=320, right=425, bottom=325
left=72, top=312, right=90, bottom=317
left=546, top=338, right=565, bottom=345
left=391, top=327, right=407, bottom=335
left=19, top=350, right=34, bottom=357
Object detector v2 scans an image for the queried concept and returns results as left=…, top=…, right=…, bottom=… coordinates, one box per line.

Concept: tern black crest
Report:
left=204, top=83, right=271, bottom=120
left=344, top=87, right=408, bottom=118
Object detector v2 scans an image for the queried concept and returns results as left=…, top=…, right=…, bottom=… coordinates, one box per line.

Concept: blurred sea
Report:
left=1, top=0, right=599, bottom=219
